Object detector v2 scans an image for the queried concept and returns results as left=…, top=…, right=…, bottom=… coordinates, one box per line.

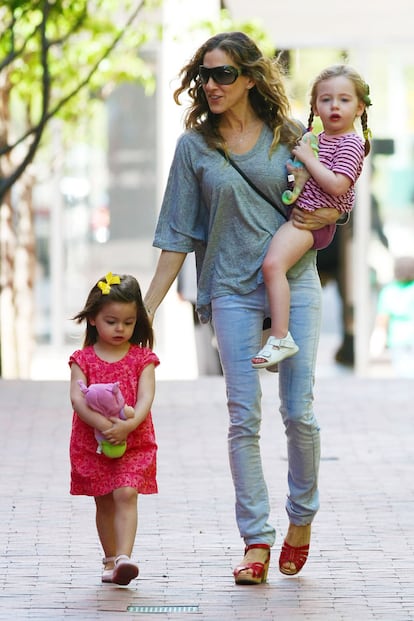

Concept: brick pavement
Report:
left=1, top=374, right=414, bottom=621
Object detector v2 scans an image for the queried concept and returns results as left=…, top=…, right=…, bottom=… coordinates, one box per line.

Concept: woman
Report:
left=144, top=32, right=340, bottom=583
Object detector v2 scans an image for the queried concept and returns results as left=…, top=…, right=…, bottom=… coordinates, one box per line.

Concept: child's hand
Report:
left=123, top=405, right=136, bottom=420
left=286, top=160, right=310, bottom=187
left=102, top=418, right=129, bottom=444
left=292, top=138, right=316, bottom=167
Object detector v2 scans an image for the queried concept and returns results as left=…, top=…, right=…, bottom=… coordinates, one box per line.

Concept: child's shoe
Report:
left=252, top=333, right=299, bottom=369
left=111, top=554, right=139, bottom=586
left=101, top=556, right=115, bottom=583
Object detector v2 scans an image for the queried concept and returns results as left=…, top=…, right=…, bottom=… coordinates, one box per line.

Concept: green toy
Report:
left=282, top=132, right=319, bottom=205
left=78, top=380, right=133, bottom=458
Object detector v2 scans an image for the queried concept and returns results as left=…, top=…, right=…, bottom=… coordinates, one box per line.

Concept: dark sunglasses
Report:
left=198, top=65, right=242, bottom=85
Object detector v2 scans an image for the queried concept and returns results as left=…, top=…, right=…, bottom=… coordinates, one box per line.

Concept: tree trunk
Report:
left=0, top=174, right=36, bottom=378
left=0, top=192, right=18, bottom=377
left=14, top=171, right=36, bottom=377
left=0, top=72, right=35, bottom=378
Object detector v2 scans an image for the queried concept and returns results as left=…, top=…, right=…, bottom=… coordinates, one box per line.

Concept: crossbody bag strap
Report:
left=217, top=149, right=287, bottom=221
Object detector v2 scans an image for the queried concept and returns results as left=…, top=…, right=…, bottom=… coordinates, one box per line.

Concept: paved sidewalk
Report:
left=1, top=374, right=414, bottom=620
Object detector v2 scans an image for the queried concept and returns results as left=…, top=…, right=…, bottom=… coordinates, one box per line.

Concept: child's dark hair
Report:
left=73, top=273, right=154, bottom=349
left=307, top=64, right=372, bottom=156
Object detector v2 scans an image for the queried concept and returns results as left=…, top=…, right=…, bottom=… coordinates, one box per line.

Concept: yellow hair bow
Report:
left=97, top=272, right=121, bottom=295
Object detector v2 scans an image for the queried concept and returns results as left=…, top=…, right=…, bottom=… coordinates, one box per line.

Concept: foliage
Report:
left=0, top=0, right=162, bottom=197
left=192, top=8, right=275, bottom=58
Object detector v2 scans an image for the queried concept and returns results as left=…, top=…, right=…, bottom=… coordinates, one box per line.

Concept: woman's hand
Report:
left=291, top=206, right=341, bottom=230
left=144, top=250, right=187, bottom=326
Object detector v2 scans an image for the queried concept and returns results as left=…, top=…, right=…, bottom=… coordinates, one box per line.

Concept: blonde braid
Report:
left=360, top=109, right=371, bottom=156
left=307, top=110, right=314, bottom=132
left=360, top=83, right=372, bottom=156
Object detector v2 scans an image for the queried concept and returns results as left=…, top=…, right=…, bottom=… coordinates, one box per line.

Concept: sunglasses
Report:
left=198, top=65, right=242, bottom=85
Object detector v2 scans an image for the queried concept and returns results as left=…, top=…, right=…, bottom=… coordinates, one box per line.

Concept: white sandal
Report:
left=111, top=554, right=139, bottom=586
left=252, top=333, right=299, bottom=369
left=102, top=556, right=115, bottom=583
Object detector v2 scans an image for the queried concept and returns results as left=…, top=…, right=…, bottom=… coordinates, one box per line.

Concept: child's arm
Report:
left=292, top=139, right=352, bottom=197
left=101, top=363, right=156, bottom=445
left=69, top=363, right=113, bottom=434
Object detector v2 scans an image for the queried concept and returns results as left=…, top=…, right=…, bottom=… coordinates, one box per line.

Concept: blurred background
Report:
left=1, top=0, right=413, bottom=381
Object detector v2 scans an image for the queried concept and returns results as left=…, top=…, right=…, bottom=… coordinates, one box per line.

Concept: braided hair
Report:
left=307, top=64, right=372, bottom=156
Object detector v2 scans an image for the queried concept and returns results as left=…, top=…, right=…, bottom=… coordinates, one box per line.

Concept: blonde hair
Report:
left=307, top=64, right=372, bottom=156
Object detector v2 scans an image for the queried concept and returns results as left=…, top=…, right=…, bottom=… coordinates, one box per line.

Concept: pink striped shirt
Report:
left=296, top=131, right=365, bottom=214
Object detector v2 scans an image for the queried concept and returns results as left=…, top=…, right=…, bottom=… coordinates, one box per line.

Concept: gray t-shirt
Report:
left=153, top=125, right=315, bottom=322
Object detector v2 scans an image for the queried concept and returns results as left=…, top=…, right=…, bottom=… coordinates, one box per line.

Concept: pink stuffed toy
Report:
left=77, top=380, right=132, bottom=458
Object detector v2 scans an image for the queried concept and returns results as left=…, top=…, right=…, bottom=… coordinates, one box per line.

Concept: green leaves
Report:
left=1, top=0, right=159, bottom=139
left=0, top=0, right=160, bottom=195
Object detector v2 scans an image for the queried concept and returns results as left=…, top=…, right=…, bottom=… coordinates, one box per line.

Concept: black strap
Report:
left=217, top=149, right=288, bottom=220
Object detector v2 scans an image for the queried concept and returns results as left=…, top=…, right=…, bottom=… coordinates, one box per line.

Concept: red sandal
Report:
left=278, top=541, right=309, bottom=575
left=233, top=543, right=271, bottom=585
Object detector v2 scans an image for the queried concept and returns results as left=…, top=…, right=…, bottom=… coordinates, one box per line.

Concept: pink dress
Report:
left=69, top=344, right=159, bottom=497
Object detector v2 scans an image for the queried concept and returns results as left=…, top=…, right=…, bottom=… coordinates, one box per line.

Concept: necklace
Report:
left=221, top=119, right=263, bottom=153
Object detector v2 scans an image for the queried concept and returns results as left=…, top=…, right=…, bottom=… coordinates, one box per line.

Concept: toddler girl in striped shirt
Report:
left=252, top=64, right=372, bottom=369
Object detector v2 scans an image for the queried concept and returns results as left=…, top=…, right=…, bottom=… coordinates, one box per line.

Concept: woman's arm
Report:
left=290, top=206, right=343, bottom=230
left=144, top=250, right=187, bottom=321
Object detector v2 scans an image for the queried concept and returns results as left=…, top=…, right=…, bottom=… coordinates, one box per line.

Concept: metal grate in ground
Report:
left=127, top=605, right=199, bottom=614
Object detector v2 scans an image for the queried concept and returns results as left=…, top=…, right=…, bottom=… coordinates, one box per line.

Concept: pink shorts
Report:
left=311, top=223, right=337, bottom=250
left=287, top=205, right=337, bottom=251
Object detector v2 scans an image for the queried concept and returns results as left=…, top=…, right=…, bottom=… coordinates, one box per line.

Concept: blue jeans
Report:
left=211, top=255, right=321, bottom=547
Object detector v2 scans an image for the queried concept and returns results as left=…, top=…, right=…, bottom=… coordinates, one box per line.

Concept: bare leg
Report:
left=109, top=487, right=140, bottom=585
left=113, top=486, right=138, bottom=557
left=95, top=493, right=117, bottom=576
left=263, top=221, right=313, bottom=338
left=95, top=488, right=139, bottom=584
left=95, top=494, right=116, bottom=560
left=95, top=488, right=138, bottom=563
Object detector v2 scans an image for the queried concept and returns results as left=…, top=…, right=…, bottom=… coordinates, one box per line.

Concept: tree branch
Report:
left=47, top=0, right=145, bottom=119
left=47, top=4, right=88, bottom=49
left=0, top=22, right=42, bottom=73
left=0, top=0, right=145, bottom=159
left=0, top=0, right=50, bottom=198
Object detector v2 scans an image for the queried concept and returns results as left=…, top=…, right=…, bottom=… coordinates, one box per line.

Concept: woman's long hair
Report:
left=174, top=31, right=302, bottom=153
